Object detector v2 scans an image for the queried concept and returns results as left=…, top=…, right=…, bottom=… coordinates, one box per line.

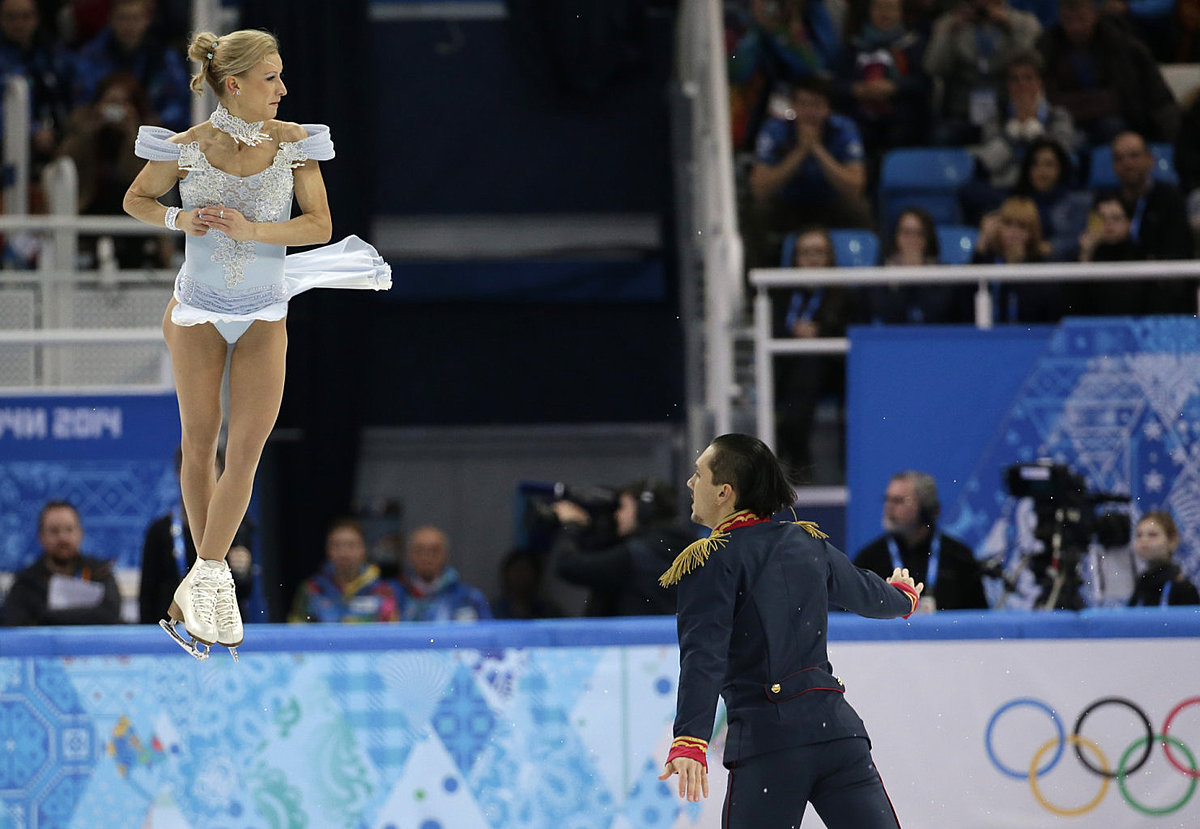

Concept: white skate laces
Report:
left=214, top=562, right=243, bottom=662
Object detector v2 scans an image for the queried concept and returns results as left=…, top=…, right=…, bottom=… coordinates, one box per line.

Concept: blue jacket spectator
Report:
left=397, top=526, right=492, bottom=622
left=726, top=0, right=840, bottom=150
left=72, top=0, right=189, bottom=132
left=0, top=0, right=74, bottom=165
left=288, top=519, right=402, bottom=623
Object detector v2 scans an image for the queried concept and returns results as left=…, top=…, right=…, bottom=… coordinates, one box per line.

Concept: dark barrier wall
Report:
left=232, top=1, right=682, bottom=612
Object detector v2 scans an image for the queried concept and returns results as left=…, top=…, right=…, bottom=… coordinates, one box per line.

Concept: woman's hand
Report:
left=197, top=204, right=255, bottom=241
left=177, top=208, right=209, bottom=237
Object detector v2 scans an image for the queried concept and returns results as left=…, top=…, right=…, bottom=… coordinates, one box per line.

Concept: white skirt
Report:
left=171, top=235, right=392, bottom=331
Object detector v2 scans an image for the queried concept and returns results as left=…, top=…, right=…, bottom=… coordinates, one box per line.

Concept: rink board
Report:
left=1, top=610, right=1199, bottom=829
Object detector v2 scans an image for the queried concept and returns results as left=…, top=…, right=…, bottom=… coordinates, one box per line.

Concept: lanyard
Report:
left=1160, top=579, right=1172, bottom=608
left=1129, top=195, right=1147, bottom=244
left=887, top=532, right=941, bottom=592
left=169, top=502, right=187, bottom=578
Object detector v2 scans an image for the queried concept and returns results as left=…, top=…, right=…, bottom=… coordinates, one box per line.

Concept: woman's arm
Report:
left=124, top=159, right=208, bottom=237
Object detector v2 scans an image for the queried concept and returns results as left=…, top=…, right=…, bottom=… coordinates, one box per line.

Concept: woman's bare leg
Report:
left=162, top=299, right=226, bottom=550
left=194, top=316, right=287, bottom=562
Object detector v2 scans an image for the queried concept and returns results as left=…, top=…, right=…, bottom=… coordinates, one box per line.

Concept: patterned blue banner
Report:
left=0, top=394, right=180, bottom=573
left=847, top=317, right=1200, bottom=590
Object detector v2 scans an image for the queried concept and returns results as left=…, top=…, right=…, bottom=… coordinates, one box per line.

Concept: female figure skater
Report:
left=124, top=29, right=390, bottom=660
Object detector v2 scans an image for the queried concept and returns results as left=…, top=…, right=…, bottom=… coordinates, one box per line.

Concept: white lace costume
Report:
left=134, top=124, right=391, bottom=343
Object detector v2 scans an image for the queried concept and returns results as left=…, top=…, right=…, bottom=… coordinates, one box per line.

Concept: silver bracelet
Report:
left=164, top=206, right=183, bottom=231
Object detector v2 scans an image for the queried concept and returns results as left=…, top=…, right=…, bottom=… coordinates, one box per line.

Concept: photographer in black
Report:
left=550, top=478, right=695, bottom=616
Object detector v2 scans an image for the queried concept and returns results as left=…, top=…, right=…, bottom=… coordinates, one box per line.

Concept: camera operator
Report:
left=854, top=470, right=988, bottom=611
left=551, top=479, right=695, bottom=616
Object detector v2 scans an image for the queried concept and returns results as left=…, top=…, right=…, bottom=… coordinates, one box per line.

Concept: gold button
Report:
left=770, top=683, right=781, bottom=694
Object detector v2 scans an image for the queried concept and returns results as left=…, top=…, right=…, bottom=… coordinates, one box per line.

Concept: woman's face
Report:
left=229, top=53, right=287, bottom=121
left=1096, top=199, right=1131, bottom=244
left=998, top=214, right=1032, bottom=252
left=1134, top=518, right=1176, bottom=562
left=1028, top=148, right=1062, bottom=193
left=894, top=213, right=927, bottom=258
left=793, top=231, right=833, bottom=268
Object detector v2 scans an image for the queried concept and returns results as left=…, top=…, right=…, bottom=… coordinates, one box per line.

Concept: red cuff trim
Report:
left=889, top=581, right=920, bottom=619
left=667, top=737, right=709, bottom=771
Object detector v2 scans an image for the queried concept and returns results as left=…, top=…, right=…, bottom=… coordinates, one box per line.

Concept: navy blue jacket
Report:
left=672, top=520, right=914, bottom=767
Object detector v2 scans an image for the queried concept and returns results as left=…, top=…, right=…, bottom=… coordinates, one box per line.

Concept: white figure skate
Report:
left=159, top=558, right=224, bottom=661
left=214, top=562, right=243, bottom=662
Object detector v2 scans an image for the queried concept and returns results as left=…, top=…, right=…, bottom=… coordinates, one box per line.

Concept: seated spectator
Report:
left=1008, top=136, right=1092, bottom=261
left=1128, top=511, right=1200, bottom=607
left=59, top=70, right=169, bottom=268
left=972, top=195, right=1064, bottom=322
left=832, top=0, right=931, bottom=174
left=923, top=0, right=1043, bottom=146
left=139, top=445, right=254, bottom=625
left=747, top=75, right=873, bottom=268
left=726, top=0, right=842, bottom=150
left=397, top=526, right=492, bottom=622
left=1108, top=131, right=1193, bottom=265
left=288, top=518, right=401, bottom=623
left=854, top=471, right=987, bottom=611
left=550, top=478, right=693, bottom=616
left=0, top=0, right=73, bottom=172
left=963, top=48, right=1079, bottom=222
left=3, top=500, right=121, bottom=625
left=491, top=548, right=564, bottom=620
left=1065, top=195, right=1152, bottom=314
left=1037, top=0, right=1178, bottom=146
left=862, top=206, right=970, bottom=323
left=72, top=0, right=189, bottom=131
left=773, top=226, right=853, bottom=478
left=1174, top=0, right=1200, bottom=62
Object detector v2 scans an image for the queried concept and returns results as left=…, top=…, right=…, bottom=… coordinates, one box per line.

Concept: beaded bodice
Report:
left=133, top=123, right=334, bottom=306
left=178, top=142, right=311, bottom=290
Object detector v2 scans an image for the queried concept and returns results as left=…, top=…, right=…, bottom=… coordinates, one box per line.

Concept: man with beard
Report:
left=3, top=500, right=122, bottom=625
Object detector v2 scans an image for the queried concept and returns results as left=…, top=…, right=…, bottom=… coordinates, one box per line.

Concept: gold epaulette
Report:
left=658, top=531, right=731, bottom=587
left=792, top=520, right=828, bottom=539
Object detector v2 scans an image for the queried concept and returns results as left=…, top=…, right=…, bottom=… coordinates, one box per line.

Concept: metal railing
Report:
left=750, top=260, right=1200, bottom=452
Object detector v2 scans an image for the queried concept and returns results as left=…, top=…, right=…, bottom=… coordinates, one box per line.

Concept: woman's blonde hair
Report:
left=997, top=196, right=1044, bottom=257
left=187, top=29, right=280, bottom=97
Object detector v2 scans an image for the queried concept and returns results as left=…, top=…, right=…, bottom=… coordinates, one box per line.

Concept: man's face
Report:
left=0, top=0, right=38, bottom=47
left=39, top=506, right=83, bottom=565
left=1059, top=4, right=1096, bottom=45
left=687, top=445, right=728, bottom=528
left=407, top=528, right=448, bottom=582
left=791, top=89, right=830, bottom=128
left=1111, top=135, right=1152, bottom=190
left=615, top=492, right=639, bottom=537
left=110, top=0, right=151, bottom=49
left=882, top=478, right=921, bottom=534
left=1006, top=64, right=1042, bottom=108
left=327, top=527, right=366, bottom=577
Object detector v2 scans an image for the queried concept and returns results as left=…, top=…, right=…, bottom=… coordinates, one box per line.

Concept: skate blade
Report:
left=226, top=646, right=239, bottom=663
left=159, top=619, right=211, bottom=661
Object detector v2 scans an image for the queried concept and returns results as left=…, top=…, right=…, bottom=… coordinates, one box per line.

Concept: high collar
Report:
left=210, top=101, right=271, bottom=146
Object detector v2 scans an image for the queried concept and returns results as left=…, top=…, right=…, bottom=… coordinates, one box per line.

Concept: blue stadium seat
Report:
left=936, top=225, right=979, bottom=266
left=829, top=229, right=880, bottom=267
left=1087, top=143, right=1177, bottom=192
left=780, top=230, right=880, bottom=267
left=878, top=148, right=975, bottom=230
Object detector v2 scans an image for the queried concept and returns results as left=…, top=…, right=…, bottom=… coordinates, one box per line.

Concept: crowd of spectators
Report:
left=729, top=0, right=1200, bottom=274
left=0, top=0, right=188, bottom=266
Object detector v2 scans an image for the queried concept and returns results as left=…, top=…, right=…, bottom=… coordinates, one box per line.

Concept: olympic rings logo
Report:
left=985, top=696, right=1200, bottom=817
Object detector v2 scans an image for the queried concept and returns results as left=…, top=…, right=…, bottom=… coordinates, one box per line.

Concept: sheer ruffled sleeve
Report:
left=134, top=126, right=183, bottom=162
left=296, top=124, right=334, bottom=161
